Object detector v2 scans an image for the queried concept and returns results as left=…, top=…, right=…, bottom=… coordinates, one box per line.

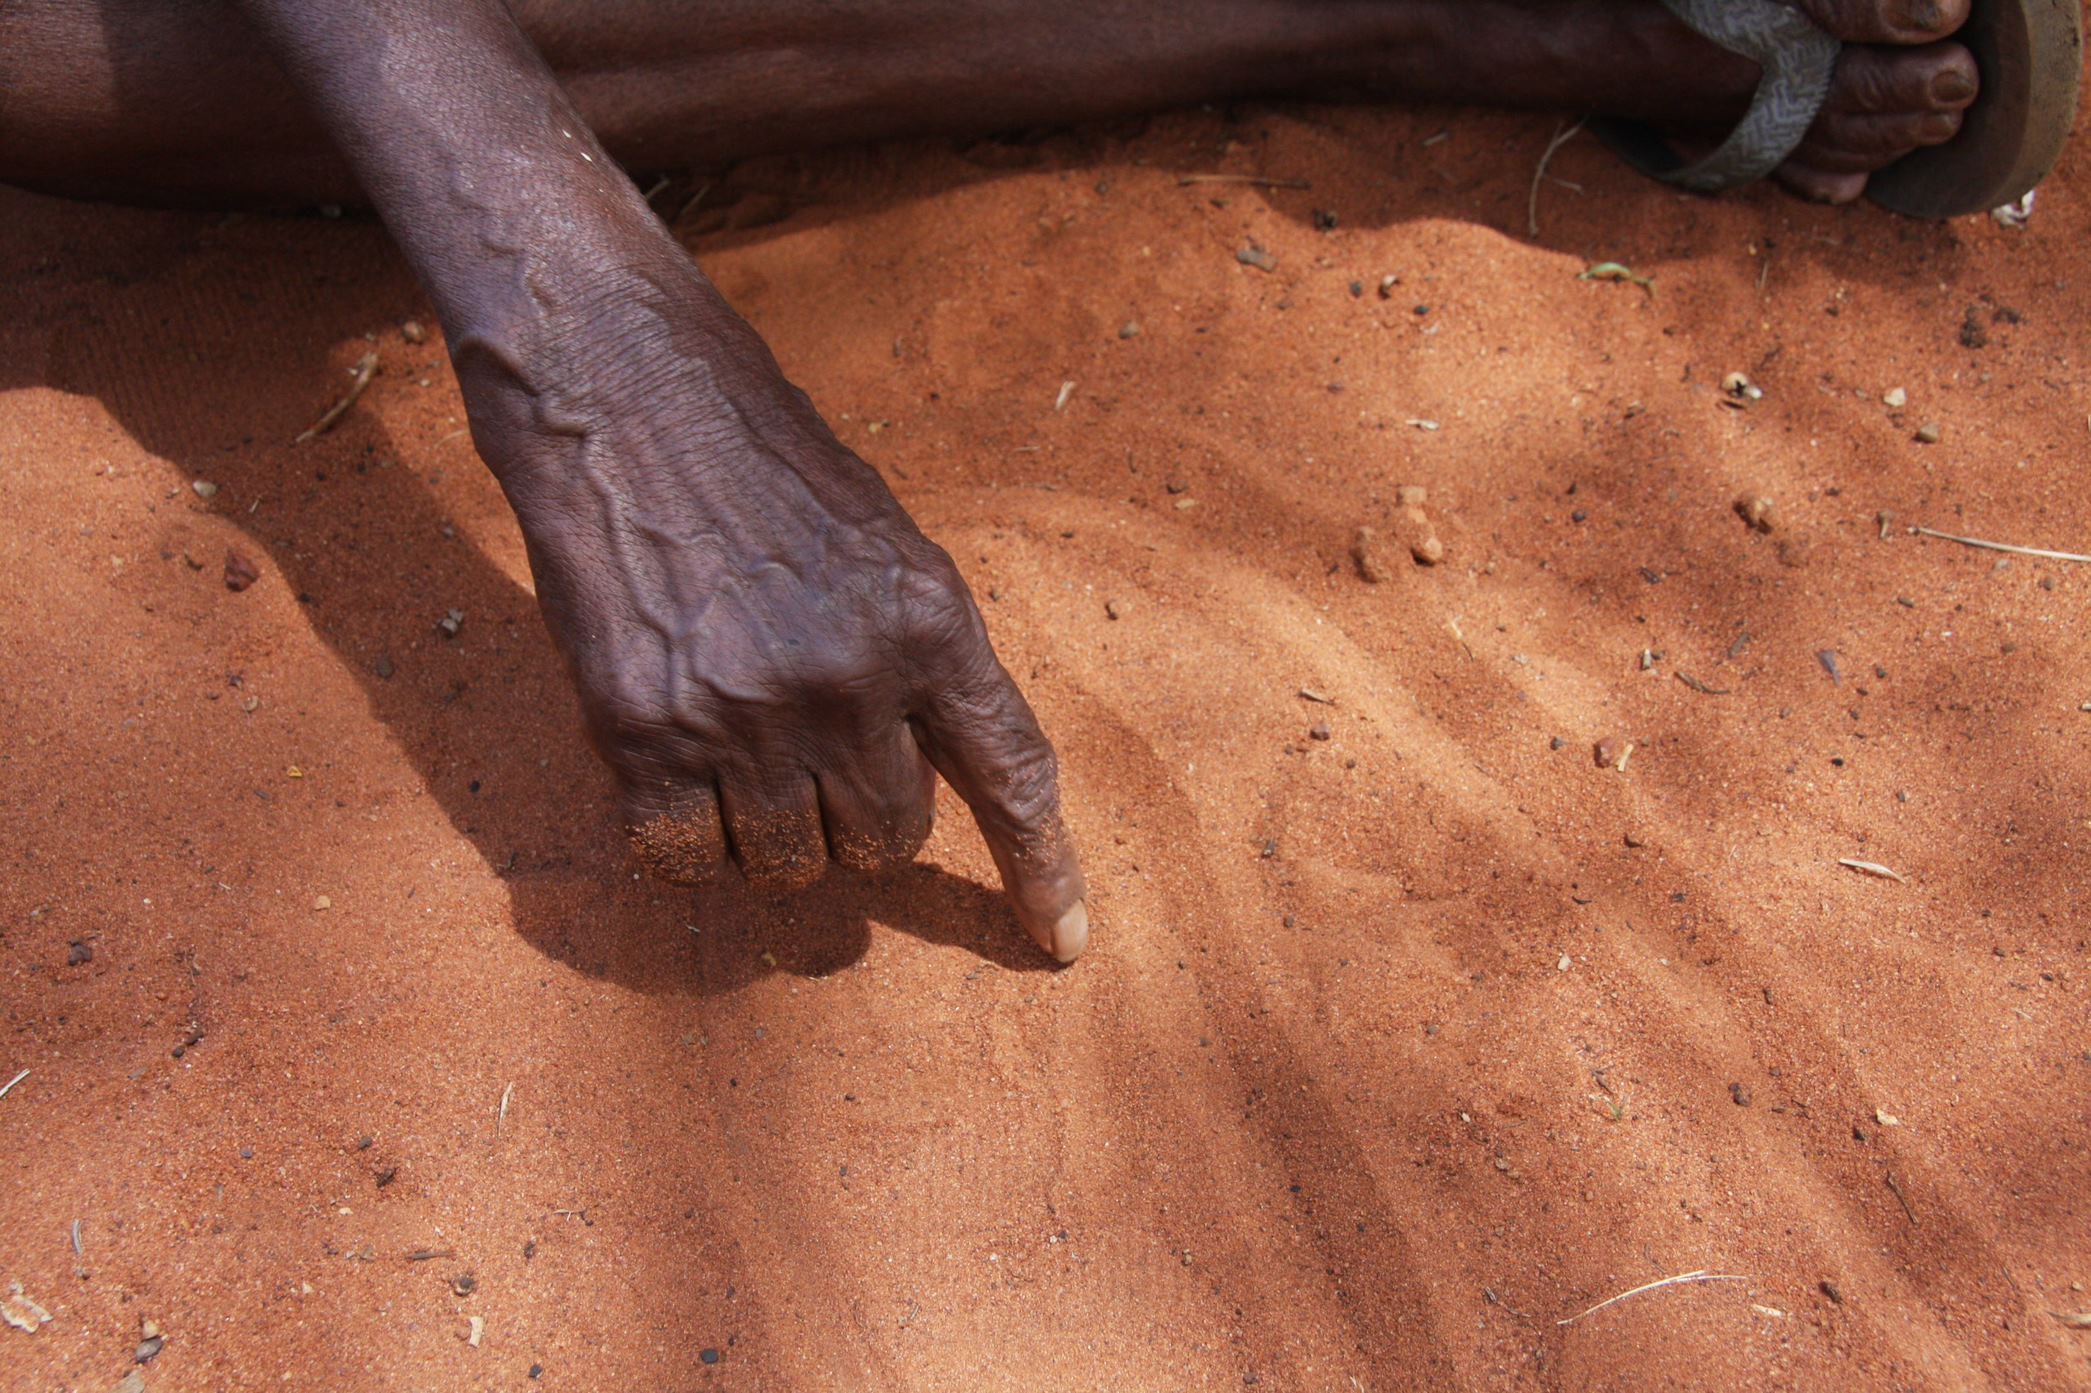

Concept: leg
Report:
left=3, top=1, right=1977, bottom=206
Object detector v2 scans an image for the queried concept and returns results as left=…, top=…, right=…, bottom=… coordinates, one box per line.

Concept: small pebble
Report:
left=224, top=549, right=261, bottom=592
left=437, top=608, right=464, bottom=639
left=1915, top=422, right=1942, bottom=444
left=1235, top=246, right=1277, bottom=272
left=1377, top=274, right=1399, bottom=299
left=1883, top=386, right=1908, bottom=408
left=1730, top=1083, right=1751, bottom=1107
left=1118, top=320, right=1141, bottom=340
left=401, top=320, right=428, bottom=345
left=1351, top=527, right=1390, bottom=583
left=67, top=940, right=92, bottom=966
left=1308, top=724, right=1331, bottom=741
left=374, top=655, right=395, bottom=680
left=135, top=1335, right=165, bottom=1364
left=191, top=480, right=219, bottom=499
left=314, top=895, right=331, bottom=911
left=1734, top=494, right=1776, bottom=534
left=700, top=1349, right=722, bottom=1366
left=1104, top=598, right=1127, bottom=621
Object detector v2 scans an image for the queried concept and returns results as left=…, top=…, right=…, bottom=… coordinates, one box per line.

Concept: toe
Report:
left=1792, top=105, right=1966, bottom=172
left=1774, top=163, right=1873, bottom=203
left=1830, top=44, right=1978, bottom=119
left=1802, top=0, right=1970, bottom=45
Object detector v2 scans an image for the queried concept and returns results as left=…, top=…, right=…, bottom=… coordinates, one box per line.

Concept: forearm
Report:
left=226, top=0, right=747, bottom=408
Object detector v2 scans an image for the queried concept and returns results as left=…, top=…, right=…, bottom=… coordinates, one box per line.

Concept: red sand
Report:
left=3, top=103, right=2088, bottom=1390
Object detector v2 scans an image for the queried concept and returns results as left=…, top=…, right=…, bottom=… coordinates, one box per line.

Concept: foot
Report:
left=1773, top=0, right=1978, bottom=202
left=1337, top=0, right=1979, bottom=206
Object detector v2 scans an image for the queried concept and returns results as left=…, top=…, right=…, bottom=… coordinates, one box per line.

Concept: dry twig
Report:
left=1557, top=1270, right=1749, bottom=1326
left=1528, top=118, right=1587, bottom=236
left=1176, top=174, right=1311, bottom=190
left=295, top=351, right=381, bottom=444
left=1910, top=526, right=2091, bottom=564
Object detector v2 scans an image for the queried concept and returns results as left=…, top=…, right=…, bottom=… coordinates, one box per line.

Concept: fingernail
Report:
left=1048, top=900, right=1090, bottom=963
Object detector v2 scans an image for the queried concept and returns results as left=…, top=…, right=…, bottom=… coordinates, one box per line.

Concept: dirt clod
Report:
left=224, top=549, right=261, bottom=592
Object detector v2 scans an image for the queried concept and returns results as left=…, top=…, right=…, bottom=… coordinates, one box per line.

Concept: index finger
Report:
left=911, top=653, right=1088, bottom=963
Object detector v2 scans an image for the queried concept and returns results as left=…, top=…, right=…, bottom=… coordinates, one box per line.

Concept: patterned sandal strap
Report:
left=1598, top=0, right=1841, bottom=193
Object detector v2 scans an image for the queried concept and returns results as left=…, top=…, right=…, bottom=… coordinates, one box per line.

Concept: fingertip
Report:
left=628, top=809, right=724, bottom=886
left=1031, top=898, right=1089, bottom=964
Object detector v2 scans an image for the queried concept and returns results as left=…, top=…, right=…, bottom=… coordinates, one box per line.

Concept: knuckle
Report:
left=986, top=735, right=1062, bottom=833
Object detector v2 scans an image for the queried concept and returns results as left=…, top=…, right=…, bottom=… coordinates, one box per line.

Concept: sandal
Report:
left=1596, top=0, right=2082, bottom=218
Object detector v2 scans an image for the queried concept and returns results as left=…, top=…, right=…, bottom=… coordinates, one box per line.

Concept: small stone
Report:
left=1377, top=274, right=1399, bottom=299
left=437, top=608, right=464, bottom=638
left=1914, top=422, right=1942, bottom=444
left=699, top=1349, right=722, bottom=1366
left=1734, top=494, right=1776, bottom=533
left=1594, top=736, right=1632, bottom=771
left=1396, top=505, right=1444, bottom=565
left=1556, top=954, right=1572, bottom=972
left=67, top=940, right=92, bottom=966
left=1549, top=736, right=1565, bottom=751
left=1722, top=371, right=1751, bottom=397
left=1883, top=386, right=1908, bottom=408
left=1235, top=246, right=1277, bottom=272
left=1309, top=724, right=1331, bottom=741
left=1104, top=598, right=1127, bottom=621
left=1118, top=320, right=1141, bottom=340
left=191, top=480, right=219, bottom=499
left=1730, top=1083, right=1751, bottom=1107
left=135, top=1335, right=165, bottom=1364
left=1311, top=208, right=1338, bottom=232
left=374, top=655, right=395, bottom=680
left=224, top=548, right=261, bottom=592
left=465, top=1315, right=484, bottom=1348
left=531, top=1366, right=544, bottom=1380
left=1393, top=484, right=1427, bottom=507
left=401, top=320, right=428, bottom=345
left=313, top=895, right=331, bottom=911
left=1351, top=527, right=1390, bottom=583
left=452, top=1272, right=477, bottom=1297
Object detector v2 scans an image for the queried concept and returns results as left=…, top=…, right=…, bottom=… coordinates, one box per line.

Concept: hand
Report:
left=454, top=254, right=1089, bottom=961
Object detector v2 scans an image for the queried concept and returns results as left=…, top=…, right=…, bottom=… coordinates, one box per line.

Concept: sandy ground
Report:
left=2, top=99, right=2089, bottom=1391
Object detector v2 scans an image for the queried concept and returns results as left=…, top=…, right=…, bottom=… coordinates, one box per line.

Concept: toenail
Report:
left=1893, top=0, right=1946, bottom=37
left=1931, top=70, right=1975, bottom=104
